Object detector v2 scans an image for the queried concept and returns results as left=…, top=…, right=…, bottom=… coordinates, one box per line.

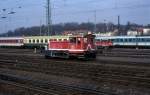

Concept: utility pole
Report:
left=40, top=20, right=42, bottom=36
left=94, top=10, right=97, bottom=33
left=104, top=19, right=106, bottom=33
left=46, top=0, right=52, bottom=36
left=118, top=15, right=120, bottom=32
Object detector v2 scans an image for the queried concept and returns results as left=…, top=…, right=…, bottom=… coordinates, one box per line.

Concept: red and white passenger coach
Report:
left=45, top=33, right=96, bottom=59
left=0, top=37, right=24, bottom=47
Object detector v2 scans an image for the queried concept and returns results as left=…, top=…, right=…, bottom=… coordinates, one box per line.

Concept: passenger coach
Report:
left=0, top=37, right=24, bottom=47
left=95, top=36, right=150, bottom=48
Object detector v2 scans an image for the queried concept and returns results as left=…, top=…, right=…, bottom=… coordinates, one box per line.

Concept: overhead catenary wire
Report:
left=0, top=0, right=149, bottom=28
left=52, top=3, right=150, bottom=16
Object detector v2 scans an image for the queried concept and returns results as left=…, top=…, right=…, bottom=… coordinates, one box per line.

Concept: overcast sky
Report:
left=0, top=0, right=150, bottom=33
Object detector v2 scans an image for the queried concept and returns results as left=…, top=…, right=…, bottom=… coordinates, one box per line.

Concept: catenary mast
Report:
left=46, top=0, right=52, bottom=36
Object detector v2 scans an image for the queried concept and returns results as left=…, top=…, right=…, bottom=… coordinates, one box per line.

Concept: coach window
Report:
left=111, top=39, right=115, bottom=42
left=129, top=39, right=132, bottom=42
left=115, top=39, right=119, bottom=42
left=145, top=38, right=148, bottom=42
left=53, top=39, right=56, bottom=41
left=64, top=39, right=67, bottom=41
left=132, top=38, right=136, bottom=42
left=45, top=39, right=48, bottom=43
left=137, top=38, right=140, bottom=42
left=139, top=38, right=142, bottom=42
left=124, top=39, right=127, bottom=42
left=29, top=39, right=31, bottom=43
left=33, top=39, right=35, bottom=43
left=147, top=38, right=150, bottom=42
left=113, top=39, right=117, bottom=42
left=141, top=38, right=145, bottom=42
left=36, top=39, right=39, bottom=43
left=110, top=39, right=113, bottom=42
left=120, top=39, right=123, bottom=42
left=41, top=39, right=43, bottom=43
left=117, top=39, right=119, bottom=42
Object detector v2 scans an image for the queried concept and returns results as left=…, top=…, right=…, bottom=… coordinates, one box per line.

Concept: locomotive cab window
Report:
left=77, top=38, right=81, bottom=44
left=70, top=37, right=76, bottom=43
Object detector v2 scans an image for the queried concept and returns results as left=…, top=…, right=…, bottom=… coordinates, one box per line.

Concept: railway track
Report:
left=98, top=48, right=150, bottom=58
left=0, top=48, right=40, bottom=53
left=0, top=79, right=57, bottom=95
left=108, top=48, right=150, bottom=53
left=1, top=50, right=150, bottom=66
left=0, top=71, right=112, bottom=95
left=0, top=48, right=150, bottom=94
left=0, top=59, right=150, bottom=88
left=99, top=53, right=150, bottom=58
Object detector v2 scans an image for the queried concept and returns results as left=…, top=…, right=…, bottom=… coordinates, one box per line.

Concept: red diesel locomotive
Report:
left=45, top=33, right=96, bottom=59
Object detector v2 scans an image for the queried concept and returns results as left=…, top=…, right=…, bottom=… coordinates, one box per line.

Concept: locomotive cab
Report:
left=68, top=34, right=96, bottom=59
